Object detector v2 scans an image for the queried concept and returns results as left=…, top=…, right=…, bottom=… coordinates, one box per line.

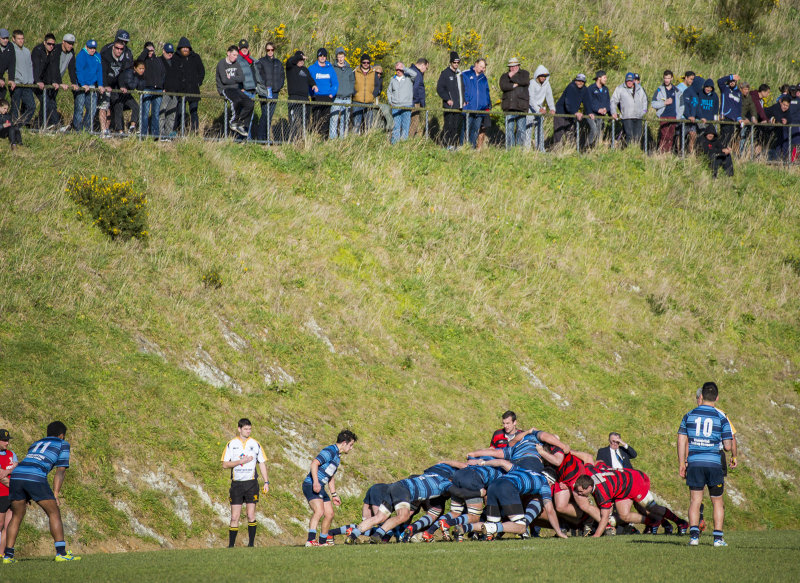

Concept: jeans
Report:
left=351, top=103, right=373, bottom=134
left=585, top=117, right=604, bottom=148
left=526, top=114, right=544, bottom=151
left=72, top=90, right=97, bottom=131
left=141, top=92, right=162, bottom=137
left=330, top=97, right=351, bottom=139
left=505, top=114, right=526, bottom=148
left=257, top=100, right=277, bottom=142
left=390, top=109, right=411, bottom=144
left=160, top=94, right=178, bottom=136
left=11, top=86, right=36, bottom=126
left=464, top=112, right=485, bottom=148
left=621, top=118, right=643, bottom=147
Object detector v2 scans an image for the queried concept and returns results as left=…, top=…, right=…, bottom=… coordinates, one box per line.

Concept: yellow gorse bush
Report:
left=669, top=25, right=704, bottom=52
left=66, top=175, right=149, bottom=241
left=433, top=23, right=484, bottom=63
left=322, top=33, right=400, bottom=69
left=578, top=26, right=626, bottom=71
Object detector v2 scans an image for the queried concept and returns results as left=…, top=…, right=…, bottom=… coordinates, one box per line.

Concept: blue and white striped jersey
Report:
left=303, top=444, right=341, bottom=486
left=501, top=466, right=551, bottom=500
left=423, top=463, right=458, bottom=480
left=503, top=431, right=542, bottom=463
left=678, top=405, right=733, bottom=467
left=11, top=437, right=70, bottom=483
left=399, top=474, right=452, bottom=501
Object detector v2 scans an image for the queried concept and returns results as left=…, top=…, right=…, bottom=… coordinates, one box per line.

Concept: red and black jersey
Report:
left=585, top=461, right=610, bottom=475
left=490, top=429, right=511, bottom=449
left=556, top=452, right=587, bottom=488
left=589, top=469, right=637, bottom=509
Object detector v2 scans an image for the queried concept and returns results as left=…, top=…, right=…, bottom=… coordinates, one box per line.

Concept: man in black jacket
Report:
left=701, top=125, right=734, bottom=178
left=173, top=37, right=205, bottom=132
left=285, top=51, right=316, bottom=141
left=255, top=41, right=284, bottom=142
left=553, top=73, right=590, bottom=146
left=765, top=95, right=791, bottom=161
left=159, top=43, right=178, bottom=137
left=31, top=33, right=60, bottom=128
left=99, top=39, right=132, bottom=134
left=409, top=58, right=428, bottom=138
left=596, top=432, right=638, bottom=469
left=137, top=42, right=165, bottom=137
left=436, top=51, right=464, bottom=148
left=0, top=28, right=15, bottom=102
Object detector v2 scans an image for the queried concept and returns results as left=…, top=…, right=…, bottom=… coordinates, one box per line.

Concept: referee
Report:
left=221, top=418, right=269, bottom=547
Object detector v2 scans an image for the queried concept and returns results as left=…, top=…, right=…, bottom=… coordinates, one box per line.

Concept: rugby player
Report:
left=403, top=462, right=463, bottom=541
left=536, top=443, right=595, bottom=522
left=489, top=410, right=520, bottom=449
left=679, top=382, right=733, bottom=546
left=2, top=421, right=80, bottom=563
left=221, top=418, right=269, bottom=547
left=469, top=427, right=569, bottom=473
left=302, top=429, right=358, bottom=546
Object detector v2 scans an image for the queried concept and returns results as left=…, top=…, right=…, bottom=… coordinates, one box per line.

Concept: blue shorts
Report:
left=452, top=469, right=484, bottom=493
left=514, top=456, right=544, bottom=473
left=363, top=483, right=388, bottom=507
left=485, top=479, right=523, bottom=518
left=302, top=480, right=330, bottom=503
left=8, top=479, right=55, bottom=503
left=686, top=466, right=724, bottom=496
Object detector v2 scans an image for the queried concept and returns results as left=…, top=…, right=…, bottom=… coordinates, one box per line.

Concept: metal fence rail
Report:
left=7, top=83, right=799, bottom=165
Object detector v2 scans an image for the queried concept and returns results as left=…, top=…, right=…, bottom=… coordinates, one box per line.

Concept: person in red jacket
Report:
left=0, top=429, right=18, bottom=554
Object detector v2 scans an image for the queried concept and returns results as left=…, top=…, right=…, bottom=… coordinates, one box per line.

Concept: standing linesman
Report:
left=221, top=418, right=269, bottom=547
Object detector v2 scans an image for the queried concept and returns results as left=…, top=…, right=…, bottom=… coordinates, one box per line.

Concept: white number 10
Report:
left=694, top=417, right=713, bottom=437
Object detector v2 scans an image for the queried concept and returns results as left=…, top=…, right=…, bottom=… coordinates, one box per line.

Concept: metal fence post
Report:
left=139, top=92, right=144, bottom=140
left=425, top=109, right=429, bottom=139
left=576, top=118, right=580, bottom=153
left=681, top=122, right=685, bottom=157
left=90, top=90, right=97, bottom=134
left=224, top=99, right=228, bottom=139
left=644, top=120, right=648, bottom=154
left=749, top=124, right=754, bottom=161
left=181, top=96, right=186, bottom=137
left=611, top=118, right=615, bottom=149
left=42, top=91, right=47, bottom=133
left=302, top=103, right=307, bottom=141
left=267, top=100, right=272, bottom=144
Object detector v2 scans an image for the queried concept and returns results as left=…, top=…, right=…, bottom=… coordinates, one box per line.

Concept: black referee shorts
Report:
left=229, top=479, right=259, bottom=505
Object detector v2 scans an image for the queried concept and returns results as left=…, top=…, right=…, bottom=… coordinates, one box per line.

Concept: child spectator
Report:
left=115, top=59, right=143, bottom=134
left=701, top=125, right=733, bottom=178
left=0, top=98, right=22, bottom=149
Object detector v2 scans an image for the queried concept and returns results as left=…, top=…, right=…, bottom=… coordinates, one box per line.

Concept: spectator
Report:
left=651, top=69, right=683, bottom=153
left=101, top=30, right=133, bottom=70
left=216, top=45, right=251, bottom=137
left=695, top=78, right=719, bottom=126
left=0, top=29, right=15, bottom=102
left=254, top=41, right=284, bottom=142
left=436, top=51, right=464, bottom=148
left=159, top=43, right=178, bottom=138
left=676, top=70, right=695, bottom=93
left=99, top=38, right=131, bottom=135
left=0, top=98, right=22, bottom=149
left=764, top=95, right=790, bottom=160
left=308, top=48, right=337, bottom=136
left=352, top=54, right=381, bottom=134
left=115, top=58, right=143, bottom=134
left=701, top=125, right=733, bottom=178
left=717, top=74, right=742, bottom=146
left=610, top=72, right=648, bottom=147
left=236, top=39, right=258, bottom=137
left=527, top=65, right=555, bottom=151
left=51, top=34, right=78, bottom=130
left=137, top=42, right=165, bottom=138
left=285, top=50, right=316, bottom=141
left=73, top=39, right=104, bottom=132
left=586, top=69, right=610, bottom=148
left=173, top=37, right=205, bottom=132
left=738, top=82, right=758, bottom=154
left=499, top=57, right=529, bottom=148
left=681, top=75, right=705, bottom=153
left=461, top=58, right=490, bottom=149
left=387, top=61, right=417, bottom=144
left=408, top=58, right=428, bottom=138
left=596, top=433, right=637, bottom=469
left=554, top=73, right=589, bottom=146
left=31, top=33, right=60, bottom=129
left=751, top=83, right=770, bottom=150
left=330, top=47, right=354, bottom=140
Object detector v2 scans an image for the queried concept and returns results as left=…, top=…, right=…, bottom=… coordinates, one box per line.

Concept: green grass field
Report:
left=3, top=531, right=799, bottom=582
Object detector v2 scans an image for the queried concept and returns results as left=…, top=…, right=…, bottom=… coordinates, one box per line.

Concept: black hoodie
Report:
left=137, top=47, right=165, bottom=89
left=172, top=37, right=205, bottom=97
left=285, top=51, right=314, bottom=99
left=701, top=126, right=729, bottom=160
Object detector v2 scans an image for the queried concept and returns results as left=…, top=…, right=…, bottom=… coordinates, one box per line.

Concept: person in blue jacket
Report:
left=696, top=79, right=719, bottom=128
left=585, top=70, right=610, bottom=148
left=717, top=74, right=742, bottom=146
left=73, top=39, right=105, bottom=131
left=461, top=58, right=491, bottom=148
left=308, top=48, right=338, bottom=136
left=682, top=75, right=705, bottom=153
left=554, top=73, right=590, bottom=146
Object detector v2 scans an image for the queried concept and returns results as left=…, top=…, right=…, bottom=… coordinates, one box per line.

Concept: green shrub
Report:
left=201, top=268, right=223, bottom=289
left=66, top=175, right=148, bottom=241
left=716, top=0, right=779, bottom=32
left=578, top=26, right=627, bottom=71
left=668, top=25, right=704, bottom=52
left=695, top=33, right=723, bottom=60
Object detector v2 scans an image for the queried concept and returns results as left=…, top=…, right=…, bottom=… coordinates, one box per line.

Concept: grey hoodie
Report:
left=216, top=57, right=244, bottom=95
left=13, top=43, right=33, bottom=84
left=387, top=67, right=418, bottom=108
left=333, top=61, right=355, bottom=98
left=528, top=65, right=555, bottom=112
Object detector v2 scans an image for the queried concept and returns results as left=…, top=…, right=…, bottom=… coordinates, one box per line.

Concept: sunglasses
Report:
left=45, top=42, right=55, bottom=46
left=266, top=48, right=275, bottom=52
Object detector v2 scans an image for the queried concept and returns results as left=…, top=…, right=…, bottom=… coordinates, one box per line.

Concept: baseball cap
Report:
left=163, top=43, right=174, bottom=53
left=625, top=72, right=635, bottom=81
left=317, top=47, right=328, bottom=58
left=63, top=33, right=76, bottom=43
left=238, top=39, right=249, bottom=49
left=86, top=39, right=98, bottom=49
left=116, top=29, right=130, bottom=43
left=0, top=29, right=9, bottom=39
left=574, top=73, right=587, bottom=82
left=0, top=429, right=10, bottom=441
left=634, top=73, right=641, bottom=81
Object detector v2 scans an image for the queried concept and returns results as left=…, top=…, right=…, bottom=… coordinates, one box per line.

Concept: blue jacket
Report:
left=718, top=75, right=743, bottom=121
left=586, top=82, right=610, bottom=114
left=308, top=60, right=338, bottom=97
left=682, top=76, right=705, bottom=119
left=410, top=64, right=426, bottom=107
left=462, top=66, right=491, bottom=111
left=696, top=79, right=719, bottom=122
left=556, top=81, right=590, bottom=115
left=75, top=47, right=103, bottom=87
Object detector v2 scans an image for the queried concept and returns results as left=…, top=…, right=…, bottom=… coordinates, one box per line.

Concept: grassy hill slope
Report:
left=1, top=133, right=799, bottom=552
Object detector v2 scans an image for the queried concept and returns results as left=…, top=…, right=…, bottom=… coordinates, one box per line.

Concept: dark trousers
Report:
left=0, top=124, right=22, bottom=145
left=223, top=88, right=254, bottom=125
left=442, top=110, right=462, bottom=147
left=621, top=118, right=643, bottom=147
left=288, top=99, right=307, bottom=141
left=311, top=95, right=333, bottom=135
left=553, top=115, right=576, bottom=145
left=112, top=93, right=139, bottom=130
left=35, top=87, right=59, bottom=127
left=11, top=86, right=36, bottom=126
left=711, top=154, right=734, bottom=178
left=719, top=121, right=736, bottom=147
left=658, top=118, right=677, bottom=152
left=257, top=100, right=277, bottom=142
left=178, top=98, right=200, bottom=132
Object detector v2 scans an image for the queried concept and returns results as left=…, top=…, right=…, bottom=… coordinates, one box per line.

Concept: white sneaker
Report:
left=688, top=537, right=700, bottom=546
left=713, top=538, right=728, bottom=547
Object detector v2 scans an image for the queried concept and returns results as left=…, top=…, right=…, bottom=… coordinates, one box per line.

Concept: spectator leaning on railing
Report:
left=610, top=72, right=648, bottom=148
left=216, top=45, right=252, bottom=137
left=31, top=33, right=60, bottom=129
left=159, top=43, right=178, bottom=138
left=330, top=47, right=354, bottom=140
left=0, top=28, right=15, bottom=102
left=73, top=39, right=104, bottom=132
left=387, top=61, right=417, bottom=144
left=173, top=37, right=205, bottom=132
left=352, top=54, right=380, bottom=135
left=437, top=51, right=464, bottom=148
left=651, top=69, right=683, bottom=153
left=717, top=74, right=742, bottom=146
left=137, top=42, right=165, bottom=138
left=527, top=65, right=555, bottom=151
left=254, top=40, right=284, bottom=142
left=681, top=74, right=704, bottom=153
left=51, top=34, right=78, bottom=130
left=554, top=73, right=589, bottom=146
left=585, top=69, right=610, bottom=148
left=461, top=58, right=490, bottom=149
left=285, top=50, right=316, bottom=140
left=11, top=30, right=35, bottom=127
left=99, top=38, right=132, bottom=135
left=308, top=48, right=337, bottom=136
left=408, top=58, right=428, bottom=138
left=499, top=57, right=529, bottom=149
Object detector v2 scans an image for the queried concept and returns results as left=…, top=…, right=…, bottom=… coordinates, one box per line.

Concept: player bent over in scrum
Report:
left=401, top=462, right=464, bottom=542
left=302, top=429, right=358, bottom=546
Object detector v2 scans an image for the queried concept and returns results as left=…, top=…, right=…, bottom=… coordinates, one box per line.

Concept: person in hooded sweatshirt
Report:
left=73, top=39, right=104, bottom=132
left=695, top=78, right=719, bottom=127
left=173, top=37, right=205, bottom=132
left=610, top=72, right=649, bottom=148
left=701, top=125, right=733, bottom=178
left=526, top=65, right=555, bottom=151
left=554, top=73, right=590, bottom=146
left=285, top=51, right=317, bottom=141
left=308, top=48, right=338, bottom=137
left=717, top=74, right=742, bottom=146
left=682, top=75, right=705, bottom=153
left=137, top=42, right=165, bottom=138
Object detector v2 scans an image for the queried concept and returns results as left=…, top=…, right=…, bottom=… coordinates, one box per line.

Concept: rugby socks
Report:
left=713, top=530, right=724, bottom=542
left=662, top=508, right=683, bottom=524
left=410, top=515, right=433, bottom=534
left=318, top=531, right=328, bottom=544
left=3, top=547, right=14, bottom=559
left=307, top=530, right=316, bottom=543
left=349, top=527, right=362, bottom=538
left=55, top=541, right=67, bottom=556
left=462, top=524, right=475, bottom=534
left=495, top=523, right=505, bottom=534
left=229, top=527, right=238, bottom=547
left=689, top=525, right=701, bottom=539
left=248, top=521, right=257, bottom=547
left=328, top=524, right=356, bottom=536
left=372, top=527, right=386, bottom=539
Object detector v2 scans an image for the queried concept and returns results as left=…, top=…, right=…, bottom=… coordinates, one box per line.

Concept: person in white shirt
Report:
left=221, top=418, right=269, bottom=547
